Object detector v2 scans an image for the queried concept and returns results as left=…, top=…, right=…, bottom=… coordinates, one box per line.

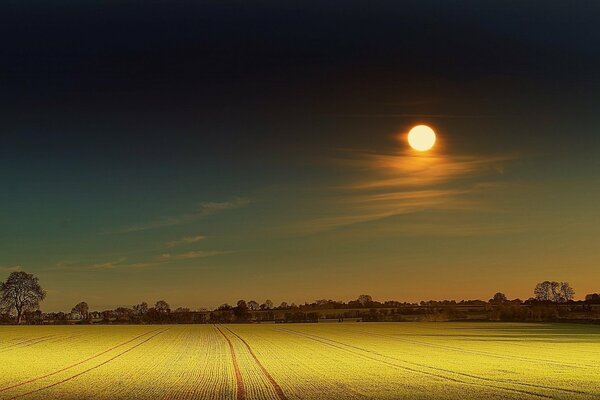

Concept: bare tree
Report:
left=559, top=282, right=575, bottom=302
left=534, top=281, right=553, bottom=301
left=534, top=281, right=575, bottom=303
left=0, top=271, right=46, bottom=324
left=550, top=281, right=562, bottom=302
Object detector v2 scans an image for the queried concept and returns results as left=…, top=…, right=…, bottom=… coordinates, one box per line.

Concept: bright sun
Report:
left=407, top=125, right=436, bottom=152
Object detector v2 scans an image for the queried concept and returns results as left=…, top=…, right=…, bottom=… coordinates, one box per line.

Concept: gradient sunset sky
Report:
left=2, top=1, right=599, bottom=311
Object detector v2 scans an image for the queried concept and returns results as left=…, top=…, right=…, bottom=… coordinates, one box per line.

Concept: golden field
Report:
left=0, top=322, right=599, bottom=399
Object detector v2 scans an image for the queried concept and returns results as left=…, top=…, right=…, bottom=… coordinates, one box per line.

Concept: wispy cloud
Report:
left=159, top=250, right=231, bottom=261
left=298, top=149, right=519, bottom=233
left=165, top=235, right=206, bottom=248
left=117, top=198, right=249, bottom=233
left=337, top=151, right=515, bottom=189
left=86, top=257, right=128, bottom=270
left=51, top=249, right=235, bottom=272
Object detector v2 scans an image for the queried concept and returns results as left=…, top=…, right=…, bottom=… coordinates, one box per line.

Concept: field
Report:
left=0, top=322, right=599, bottom=400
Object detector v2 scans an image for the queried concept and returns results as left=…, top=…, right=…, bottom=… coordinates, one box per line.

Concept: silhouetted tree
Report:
left=133, top=302, right=148, bottom=317
left=559, top=282, right=575, bottom=302
left=534, top=281, right=554, bottom=302
left=72, top=302, right=89, bottom=320
left=357, top=294, right=373, bottom=307
left=264, top=299, right=273, bottom=310
left=114, top=307, right=133, bottom=322
left=24, top=309, right=43, bottom=324
left=534, top=281, right=574, bottom=303
left=489, top=292, right=507, bottom=304
left=0, top=271, right=46, bottom=324
left=101, top=310, right=113, bottom=322
left=585, top=293, right=600, bottom=304
left=247, top=300, right=259, bottom=311
left=233, top=300, right=250, bottom=321
left=210, top=307, right=233, bottom=323
left=155, top=300, right=170, bottom=314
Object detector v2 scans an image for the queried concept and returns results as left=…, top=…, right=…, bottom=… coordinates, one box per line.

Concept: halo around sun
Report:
left=407, top=125, right=436, bottom=151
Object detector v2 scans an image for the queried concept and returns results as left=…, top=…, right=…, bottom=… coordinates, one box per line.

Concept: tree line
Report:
left=1, top=271, right=599, bottom=325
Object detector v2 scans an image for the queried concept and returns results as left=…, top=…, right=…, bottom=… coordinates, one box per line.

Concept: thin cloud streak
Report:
left=298, top=149, right=519, bottom=233
left=165, top=235, right=206, bottom=248
left=117, top=198, right=249, bottom=233
left=86, top=257, right=128, bottom=270
left=341, top=152, right=516, bottom=189
left=159, top=250, right=232, bottom=261
left=48, top=249, right=235, bottom=272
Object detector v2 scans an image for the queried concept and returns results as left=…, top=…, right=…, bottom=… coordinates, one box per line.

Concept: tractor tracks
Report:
left=4, top=328, right=168, bottom=399
left=354, top=329, right=598, bottom=369
left=216, top=325, right=288, bottom=400
left=279, top=327, right=598, bottom=400
left=216, top=325, right=246, bottom=400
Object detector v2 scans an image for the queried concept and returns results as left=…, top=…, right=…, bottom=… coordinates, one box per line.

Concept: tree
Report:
left=559, top=282, right=575, bottom=302
left=278, top=301, right=288, bottom=309
left=585, top=293, right=600, bottom=304
left=247, top=300, right=259, bottom=311
left=72, top=302, right=89, bottom=320
left=534, top=281, right=575, bottom=303
left=0, top=271, right=46, bottom=324
left=534, top=281, right=555, bottom=302
left=264, top=299, right=273, bottom=310
left=489, top=292, right=507, bottom=304
left=357, top=294, right=373, bottom=307
left=233, top=300, right=249, bottom=321
left=155, top=300, right=171, bottom=314
left=133, top=302, right=148, bottom=316
left=114, top=307, right=133, bottom=321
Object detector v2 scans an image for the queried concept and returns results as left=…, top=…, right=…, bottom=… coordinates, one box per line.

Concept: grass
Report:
left=0, top=322, right=599, bottom=399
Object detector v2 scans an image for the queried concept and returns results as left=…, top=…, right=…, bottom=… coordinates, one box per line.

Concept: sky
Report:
left=1, top=1, right=600, bottom=311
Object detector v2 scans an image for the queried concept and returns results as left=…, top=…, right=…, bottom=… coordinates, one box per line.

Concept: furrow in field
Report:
left=216, top=325, right=246, bottom=400
left=0, top=333, right=89, bottom=355
left=354, top=329, right=598, bottom=369
left=0, top=328, right=161, bottom=393
left=153, top=326, right=232, bottom=400
left=7, top=328, right=169, bottom=400
left=155, top=327, right=198, bottom=400
left=0, top=336, right=55, bottom=350
left=0, top=336, right=57, bottom=353
left=279, top=327, right=557, bottom=400
left=239, top=327, right=383, bottom=400
left=349, top=329, right=598, bottom=397
left=223, top=326, right=288, bottom=400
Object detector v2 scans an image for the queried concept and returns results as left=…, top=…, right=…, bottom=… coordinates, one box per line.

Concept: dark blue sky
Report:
left=1, top=1, right=599, bottom=310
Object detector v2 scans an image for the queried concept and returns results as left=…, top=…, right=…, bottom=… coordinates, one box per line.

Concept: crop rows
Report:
left=0, top=323, right=599, bottom=399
